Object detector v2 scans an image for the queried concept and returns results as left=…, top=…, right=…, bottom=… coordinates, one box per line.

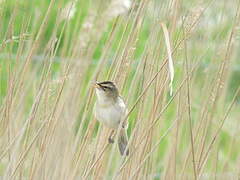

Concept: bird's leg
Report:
left=108, top=130, right=115, bottom=144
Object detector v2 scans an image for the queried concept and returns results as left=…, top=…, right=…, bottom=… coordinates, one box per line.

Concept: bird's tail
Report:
left=118, top=128, right=129, bottom=156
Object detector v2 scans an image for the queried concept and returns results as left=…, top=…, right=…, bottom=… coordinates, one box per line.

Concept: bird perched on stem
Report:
left=94, top=81, right=129, bottom=156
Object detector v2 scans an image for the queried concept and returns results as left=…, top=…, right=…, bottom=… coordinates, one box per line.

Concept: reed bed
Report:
left=0, top=0, right=240, bottom=179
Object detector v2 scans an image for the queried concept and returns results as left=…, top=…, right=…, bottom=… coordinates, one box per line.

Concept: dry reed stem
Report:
left=182, top=22, right=197, bottom=179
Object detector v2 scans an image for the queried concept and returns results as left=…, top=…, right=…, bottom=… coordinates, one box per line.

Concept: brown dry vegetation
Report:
left=0, top=0, right=240, bottom=179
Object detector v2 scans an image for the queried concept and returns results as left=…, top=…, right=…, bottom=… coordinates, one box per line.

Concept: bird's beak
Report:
left=94, top=82, right=100, bottom=88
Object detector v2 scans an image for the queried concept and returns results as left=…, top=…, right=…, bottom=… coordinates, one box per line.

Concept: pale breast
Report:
left=94, top=97, right=127, bottom=129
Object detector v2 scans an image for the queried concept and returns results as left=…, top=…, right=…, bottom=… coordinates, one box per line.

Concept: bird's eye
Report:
left=102, top=86, right=111, bottom=91
left=101, top=86, right=107, bottom=91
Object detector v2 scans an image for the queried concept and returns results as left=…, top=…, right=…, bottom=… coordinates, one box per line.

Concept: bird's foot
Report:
left=108, top=137, right=115, bottom=144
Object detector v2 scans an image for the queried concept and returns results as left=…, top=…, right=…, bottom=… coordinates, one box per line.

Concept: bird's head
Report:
left=94, top=81, right=119, bottom=102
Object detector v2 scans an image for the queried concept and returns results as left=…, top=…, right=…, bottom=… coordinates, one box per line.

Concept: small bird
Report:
left=94, top=81, right=129, bottom=156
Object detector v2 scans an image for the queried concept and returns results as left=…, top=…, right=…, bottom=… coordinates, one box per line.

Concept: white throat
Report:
left=95, top=89, right=114, bottom=106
